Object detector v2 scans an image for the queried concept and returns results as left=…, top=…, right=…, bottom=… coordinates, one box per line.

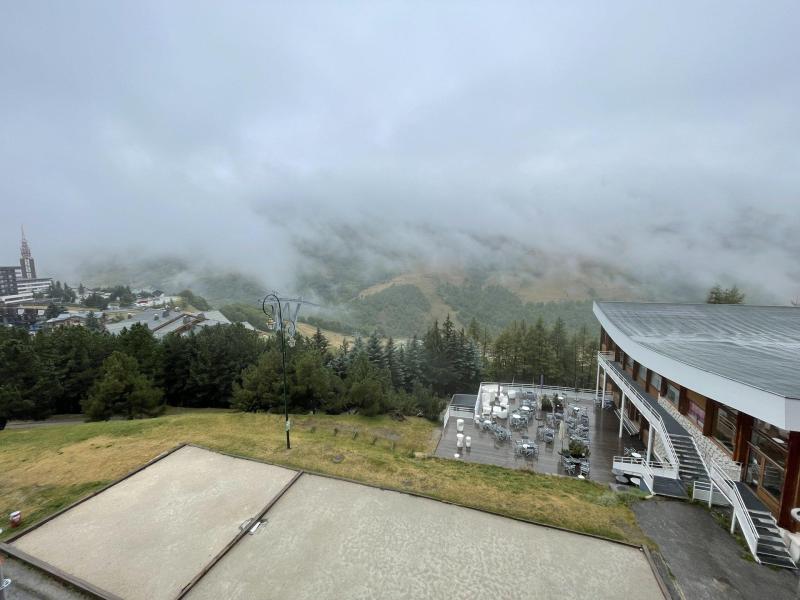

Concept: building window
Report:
left=712, top=404, right=737, bottom=453
left=665, top=383, right=679, bottom=406
left=687, top=397, right=705, bottom=428
left=624, top=354, right=632, bottom=371
left=750, top=423, right=788, bottom=468
left=650, top=371, right=662, bottom=392
left=745, top=421, right=788, bottom=504
left=637, top=365, right=647, bottom=386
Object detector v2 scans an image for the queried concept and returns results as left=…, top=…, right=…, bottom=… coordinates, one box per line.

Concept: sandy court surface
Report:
left=187, top=474, right=664, bottom=600
left=11, top=446, right=297, bottom=600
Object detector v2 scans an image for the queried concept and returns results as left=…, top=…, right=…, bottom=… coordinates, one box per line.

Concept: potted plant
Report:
left=567, top=439, right=590, bottom=459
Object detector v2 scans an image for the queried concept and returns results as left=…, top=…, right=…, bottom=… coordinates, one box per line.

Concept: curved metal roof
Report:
left=595, top=302, right=800, bottom=400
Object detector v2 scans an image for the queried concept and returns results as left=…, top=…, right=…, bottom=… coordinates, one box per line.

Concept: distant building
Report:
left=19, top=226, right=36, bottom=279
left=0, top=266, right=18, bottom=296
left=44, top=311, right=102, bottom=329
left=0, top=305, right=45, bottom=329
left=105, top=308, right=233, bottom=339
left=14, top=275, right=54, bottom=296
left=1, top=227, right=52, bottom=305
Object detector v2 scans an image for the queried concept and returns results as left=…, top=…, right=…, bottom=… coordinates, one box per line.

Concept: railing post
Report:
left=601, top=370, right=606, bottom=404
left=595, top=361, right=600, bottom=399
left=619, top=394, right=626, bottom=438
left=646, top=426, right=654, bottom=463
left=730, top=511, right=737, bottom=535
left=708, top=480, right=714, bottom=508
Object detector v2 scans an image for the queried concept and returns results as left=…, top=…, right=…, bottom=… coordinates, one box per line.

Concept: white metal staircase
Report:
left=705, top=460, right=797, bottom=569
left=598, top=352, right=680, bottom=470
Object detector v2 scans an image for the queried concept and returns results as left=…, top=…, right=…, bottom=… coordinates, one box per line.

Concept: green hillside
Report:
left=77, top=252, right=680, bottom=338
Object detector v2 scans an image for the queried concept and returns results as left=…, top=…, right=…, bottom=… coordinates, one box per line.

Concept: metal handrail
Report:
left=640, top=459, right=656, bottom=492
left=478, top=382, right=597, bottom=395
left=612, top=456, right=679, bottom=479
left=597, top=352, right=680, bottom=471
left=708, top=459, right=760, bottom=558
left=613, top=455, right=644, bottom=466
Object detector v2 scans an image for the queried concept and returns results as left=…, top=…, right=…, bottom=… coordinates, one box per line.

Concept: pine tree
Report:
left=384, top=337, right=402, bottom=389
left=550, top=317, right=568, bottom=382
left=82, top=352, right=163, bottom=420
left=311, top=327, right=329, bottom=356
left=467, top=318, right=481, bottom=342
left=395, top=345, right=408, bottom=391
left=329, top=338, right=349, bottom=378
left=350, top=335, right=366, bottom=362
left=85, top=311, right=102, bottom=332
left=366, top=331, right=384, bottom=367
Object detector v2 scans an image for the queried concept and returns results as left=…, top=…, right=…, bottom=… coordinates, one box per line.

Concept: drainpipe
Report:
left=619, top=394, right=626, bottom=438
left=646, top=427, right=654, bottom=464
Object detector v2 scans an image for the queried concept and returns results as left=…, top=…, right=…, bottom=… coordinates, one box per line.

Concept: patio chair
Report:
left=562, top=456, right=576, bottom=475
left=580, top=461, right=590, bottom=477
left=494, top=427, right=511, bottom=442
left=523, top=443, right=538, bottom=458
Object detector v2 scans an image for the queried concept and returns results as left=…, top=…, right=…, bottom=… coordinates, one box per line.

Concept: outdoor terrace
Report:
left=435, top=385, right=645, bottom=484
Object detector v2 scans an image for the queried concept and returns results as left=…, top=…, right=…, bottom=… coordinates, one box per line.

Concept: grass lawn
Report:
left=0, top=411, right=648, bottom=545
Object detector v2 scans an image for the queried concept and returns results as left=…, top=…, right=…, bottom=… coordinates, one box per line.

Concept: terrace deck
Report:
left=435, top=395, right=645, bottom=484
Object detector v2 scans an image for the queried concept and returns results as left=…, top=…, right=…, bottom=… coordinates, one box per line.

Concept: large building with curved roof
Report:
left=594, top=301, right=800, bottom=567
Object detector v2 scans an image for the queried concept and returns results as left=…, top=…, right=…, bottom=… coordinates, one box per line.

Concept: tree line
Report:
left=0, top=311, right=603, bottom=427
left=0, top=316, right=482, bottom=425
left=480, top=317, right=600, bottom=389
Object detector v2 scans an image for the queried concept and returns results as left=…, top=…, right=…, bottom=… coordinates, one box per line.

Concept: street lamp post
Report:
left=262, top=292, right=317, bottom=450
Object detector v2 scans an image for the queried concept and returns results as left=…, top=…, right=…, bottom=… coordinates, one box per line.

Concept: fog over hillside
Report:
left=2, top=2, right=799, bottom=304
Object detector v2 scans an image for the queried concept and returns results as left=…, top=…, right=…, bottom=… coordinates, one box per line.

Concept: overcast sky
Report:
left=1, top=2, right=799, bottom=298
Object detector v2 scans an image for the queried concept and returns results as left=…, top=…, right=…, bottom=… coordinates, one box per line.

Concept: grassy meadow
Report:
left=0, top=411, right=647, bottom=545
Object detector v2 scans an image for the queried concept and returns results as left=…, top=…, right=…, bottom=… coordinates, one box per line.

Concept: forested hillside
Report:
left=438, top=281, right=598, bottom=335
left=78, top=249, right=682, bottom=339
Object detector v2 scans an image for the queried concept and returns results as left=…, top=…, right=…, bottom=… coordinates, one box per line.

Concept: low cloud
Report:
left=1, top=2, right=798, bottom=300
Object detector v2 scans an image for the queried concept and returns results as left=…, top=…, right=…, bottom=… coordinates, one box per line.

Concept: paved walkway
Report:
left=633, top=498, right=798, bottom=600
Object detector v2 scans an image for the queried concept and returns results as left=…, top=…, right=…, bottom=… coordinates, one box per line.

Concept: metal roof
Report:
left=104, top=309, right=231, bottom=339
left=595, top=302, right=800, bottom=400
